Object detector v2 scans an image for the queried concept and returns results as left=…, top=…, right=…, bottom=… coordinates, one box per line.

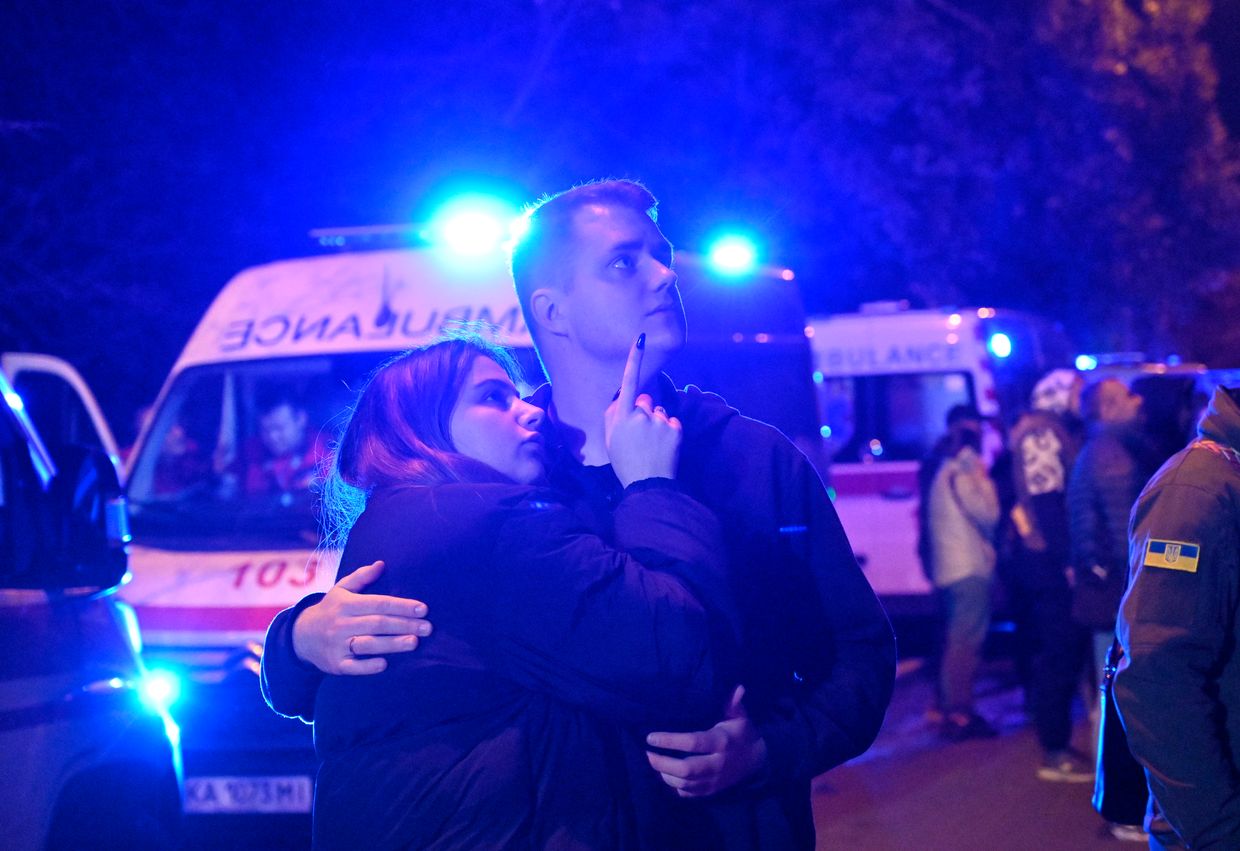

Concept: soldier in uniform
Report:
left=1114, top=385, right=1240, bottom=849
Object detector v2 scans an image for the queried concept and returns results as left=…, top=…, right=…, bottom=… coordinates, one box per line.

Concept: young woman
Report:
left=309, top=334, right=738, bottom=850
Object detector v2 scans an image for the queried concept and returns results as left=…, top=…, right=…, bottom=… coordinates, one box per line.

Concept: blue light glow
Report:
left=987, top=332, right=1013, bottom=359
left=141, top=669, right=182, bottom=710
left=429, top=195, right=521, bottom=257
left=1075, top=354, right=1099, bottom=371
left=706, top=235, right=758, bottom=276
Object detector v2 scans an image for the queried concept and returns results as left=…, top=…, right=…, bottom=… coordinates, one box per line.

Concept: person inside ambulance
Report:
left=218, top=390, right=326, bottom=499
left=137, top=405, right=210, bottom=498
left=1114, top=384, right=1240, bottom=850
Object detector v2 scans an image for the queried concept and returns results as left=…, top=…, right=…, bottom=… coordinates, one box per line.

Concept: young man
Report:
left=262, top=180, right=896, bottom=848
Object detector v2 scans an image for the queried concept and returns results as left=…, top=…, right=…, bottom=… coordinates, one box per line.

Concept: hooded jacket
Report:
left=927, top=445, right=1000, bottom=588
left=1008, top=408, right=1082, bottom=566
left=312, top=479, right=738, bottom=850
left=1115, top=387, right=1240, bottom=849
left=535, top=376, right=895, bottom=850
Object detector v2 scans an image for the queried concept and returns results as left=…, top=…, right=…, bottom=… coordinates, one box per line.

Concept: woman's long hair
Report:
left=321, top=334, right=524, bottom=549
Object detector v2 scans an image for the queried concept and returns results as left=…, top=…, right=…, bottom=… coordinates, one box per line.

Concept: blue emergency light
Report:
left=141, top=668, right=183, bottom=711
left=706, top=234, right=759, bottom=277
left=987, top=332, right=1013, bottom=359
left=428, top=195, right=522, bottom=257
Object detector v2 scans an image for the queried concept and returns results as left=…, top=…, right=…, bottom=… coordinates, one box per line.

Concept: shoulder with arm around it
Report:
left=357, top=482, right=562, bottom=541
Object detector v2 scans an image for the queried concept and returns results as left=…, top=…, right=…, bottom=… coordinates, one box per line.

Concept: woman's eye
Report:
left=611, top=255, right=633, bottom=270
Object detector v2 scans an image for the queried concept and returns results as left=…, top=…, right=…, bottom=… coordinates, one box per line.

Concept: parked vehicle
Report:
left=0, top=354, right=182, bottom=850
left=806, top=304, right=1072, bottom=614
left=122, top=230, right=817, bottom=843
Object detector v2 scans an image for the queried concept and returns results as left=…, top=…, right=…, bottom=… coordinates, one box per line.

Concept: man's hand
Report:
left=605, top=333, right=682, bottom=488
left=645, top=686, right=768, bottom=798
left=291, top=560, right=432, bottom=675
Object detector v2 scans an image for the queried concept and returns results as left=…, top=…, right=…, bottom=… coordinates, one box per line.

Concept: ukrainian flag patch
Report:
left=1143, top=539, right=1201, bottom=573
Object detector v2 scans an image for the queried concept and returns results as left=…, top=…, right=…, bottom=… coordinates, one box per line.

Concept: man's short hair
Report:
left=255, top=387, right=306, bottom=418
left=509, top=179, right=659, bottom=343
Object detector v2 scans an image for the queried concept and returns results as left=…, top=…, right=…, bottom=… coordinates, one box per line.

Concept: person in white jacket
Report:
left=928, top=405, right=1001, bottom=740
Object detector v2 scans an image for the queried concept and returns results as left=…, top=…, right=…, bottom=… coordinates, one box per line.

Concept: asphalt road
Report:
left=182, top=657, right=1139, bottom=850
left=812, top=658, right=1139, bottom=850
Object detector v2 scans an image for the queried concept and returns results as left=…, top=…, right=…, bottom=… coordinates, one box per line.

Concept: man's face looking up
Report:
left=553, top=202, right=687, bottom=368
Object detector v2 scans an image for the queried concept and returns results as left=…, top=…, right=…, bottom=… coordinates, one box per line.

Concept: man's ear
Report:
left=529, top=287, right=569, bottom=338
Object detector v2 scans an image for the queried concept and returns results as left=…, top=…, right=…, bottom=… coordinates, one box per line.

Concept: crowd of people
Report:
left=252, top=176, right=1238, bottom=850
left=919, top=362, right=1240, bottom=848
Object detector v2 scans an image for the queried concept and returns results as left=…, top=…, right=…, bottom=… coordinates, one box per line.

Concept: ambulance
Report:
left=806, top=303, right=1071, bottom=615
left=121, top=225, right=817, bottom=841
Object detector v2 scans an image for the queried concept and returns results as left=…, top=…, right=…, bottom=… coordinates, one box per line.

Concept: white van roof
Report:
left=176, top=247, right=532, bottom=370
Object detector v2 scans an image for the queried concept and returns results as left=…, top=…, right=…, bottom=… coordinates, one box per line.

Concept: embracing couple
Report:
left=261, top=179, right=896, bottom=850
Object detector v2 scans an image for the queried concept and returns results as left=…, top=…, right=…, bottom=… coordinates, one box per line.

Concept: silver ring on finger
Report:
left=348, top=635, right=360, bottom=657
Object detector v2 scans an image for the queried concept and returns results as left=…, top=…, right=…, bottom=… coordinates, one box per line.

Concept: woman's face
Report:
left=448, top=356, right=546, bottom=484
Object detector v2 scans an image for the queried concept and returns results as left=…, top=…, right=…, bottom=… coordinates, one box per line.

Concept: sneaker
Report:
left=1108, top=822, right=1148, bottom=843
left=940, top=711, right=998, bottom=742
left=1037, top=750, right=1094, bottom=783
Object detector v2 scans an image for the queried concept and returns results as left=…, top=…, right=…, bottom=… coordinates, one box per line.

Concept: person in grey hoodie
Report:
left=927, top=407, right=1001, bottom=740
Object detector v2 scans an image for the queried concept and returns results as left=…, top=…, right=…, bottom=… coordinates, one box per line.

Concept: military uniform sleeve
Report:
left=1115, top=478, right=1240, bottom=849
left=260, top=591, right=327, bottom=721
left=481, top=482, right=739, bottom=733
left=755, top=449, right=897, bottom=783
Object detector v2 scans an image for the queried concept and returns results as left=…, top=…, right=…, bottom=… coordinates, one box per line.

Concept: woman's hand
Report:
left=605, top=333, right=683, bottom=488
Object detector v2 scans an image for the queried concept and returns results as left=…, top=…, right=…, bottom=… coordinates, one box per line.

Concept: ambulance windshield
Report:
left=127, top=351, right=542, bottom=548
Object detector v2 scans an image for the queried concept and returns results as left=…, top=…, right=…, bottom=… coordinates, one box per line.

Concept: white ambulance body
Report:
left=122, top=238, right=815, bottom=839
left=124, top=247, right=531, bottom=649
left=807, top=304, right=1067, bottom=614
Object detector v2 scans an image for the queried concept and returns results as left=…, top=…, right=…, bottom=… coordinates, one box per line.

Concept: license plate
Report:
left=184, top=775, right=313, bottom=814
